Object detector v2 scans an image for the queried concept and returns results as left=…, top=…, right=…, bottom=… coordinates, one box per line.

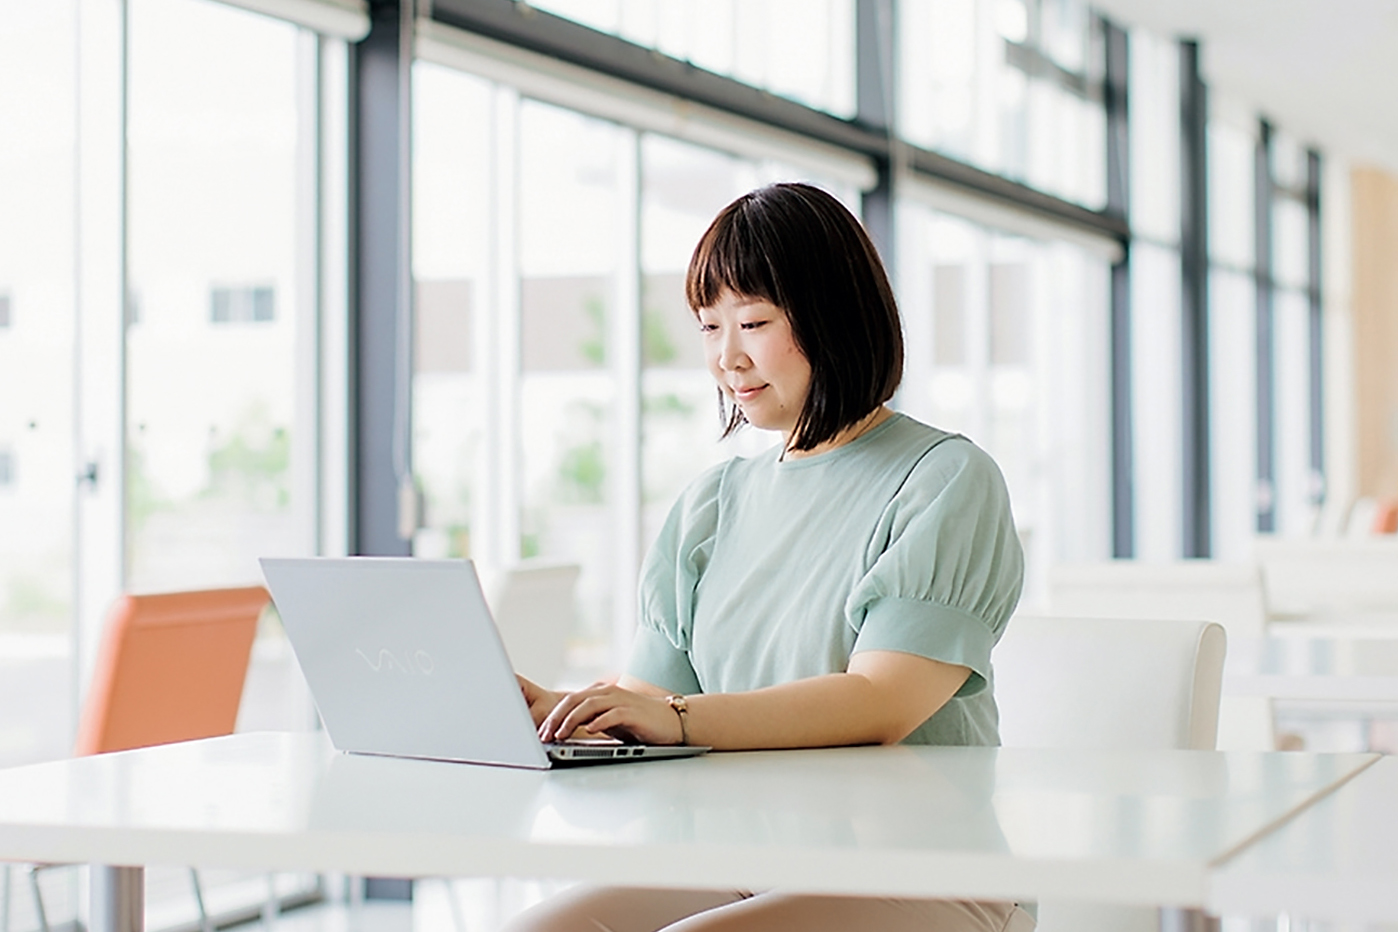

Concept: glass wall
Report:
left=411, top=62, right=492, bottom=564
left=899, top=0, right=1106, bottom=209
left=1127, top=27, right=1183, bottom=560
left=528, top=0, right=857, bottom=118
left=1269, top=130, right=1321, bottom=537
left=0, top=0, right=337, bottom=924
left=126, top=0, right=312, bottom=592
left=0, top=0, right=79, bottom=769
left=517, top=100, right=632, bottom=662
left=1208, top=110, right=1258, bottom=561
left=897, top=198, right=1112, bottom=605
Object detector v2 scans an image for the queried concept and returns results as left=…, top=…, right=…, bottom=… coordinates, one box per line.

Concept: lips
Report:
left=731, top=384, right=767, bottom=401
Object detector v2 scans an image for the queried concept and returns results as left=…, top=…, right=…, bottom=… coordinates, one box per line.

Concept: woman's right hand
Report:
left=517, top=675, right=565, bottom=728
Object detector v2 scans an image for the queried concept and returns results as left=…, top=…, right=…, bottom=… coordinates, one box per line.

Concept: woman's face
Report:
left=697, top=290, right=811, bottom=439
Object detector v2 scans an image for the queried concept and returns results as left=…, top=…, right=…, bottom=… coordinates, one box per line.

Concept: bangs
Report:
left=685, top=199, right=783, bottom=311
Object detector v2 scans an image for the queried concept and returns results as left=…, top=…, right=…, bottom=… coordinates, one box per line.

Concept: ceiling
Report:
left=1087, top=0, right=1398, bottom=173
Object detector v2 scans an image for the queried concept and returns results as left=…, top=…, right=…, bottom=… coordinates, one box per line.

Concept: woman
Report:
left=512, top=182, right=1031, bottom=932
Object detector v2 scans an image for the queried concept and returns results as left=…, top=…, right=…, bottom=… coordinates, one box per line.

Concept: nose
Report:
left=716, top=327, right=748, bottom=372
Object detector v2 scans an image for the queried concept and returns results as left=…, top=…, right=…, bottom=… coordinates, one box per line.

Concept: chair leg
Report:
left=189, top=869, right=213, bottom=932
left=261, top=874, right=277, bottom=930
left=1160, top=908, right=1221, bottom=932
left=443, top=880, right=469, bottom=932
left=28, top=866, right=50, bottom=932
left=2, top=863, right=11, bottom=932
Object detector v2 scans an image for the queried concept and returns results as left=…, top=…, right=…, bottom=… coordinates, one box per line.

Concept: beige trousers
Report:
left=500, top=886, right=1036, bottom=932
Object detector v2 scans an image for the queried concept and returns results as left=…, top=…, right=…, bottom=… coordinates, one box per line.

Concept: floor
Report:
left=0, top=867, right=570, bottom=932
left=9, top=866, right=1398, bottom=932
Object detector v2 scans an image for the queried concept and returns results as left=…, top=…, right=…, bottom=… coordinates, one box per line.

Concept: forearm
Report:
left=621, top=652, right=970, bottom=751
left=682, top=674, right=909, bottom=749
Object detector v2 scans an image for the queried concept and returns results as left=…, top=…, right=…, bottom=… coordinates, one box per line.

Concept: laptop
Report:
left=259, top=556, right=708, bottom=769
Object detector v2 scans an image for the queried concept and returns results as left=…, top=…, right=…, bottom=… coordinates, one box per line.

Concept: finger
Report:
left=554, top=695, right=616, bottom=742
left=538, top=691, right=585, bottom=741
left=581, top=708, right=648, bottom=744
left=540, top=688, right=609, bottom=741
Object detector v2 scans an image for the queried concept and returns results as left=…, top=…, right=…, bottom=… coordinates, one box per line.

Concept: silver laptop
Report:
left=259, top=556, right=708, bottom=769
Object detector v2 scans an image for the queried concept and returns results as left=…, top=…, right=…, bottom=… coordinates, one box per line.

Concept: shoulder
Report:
left=869, top=421, right=1014, bottom=528
left=664, top=450, right=766, bottom=527
left=879, top=415, right=1003, bottom=486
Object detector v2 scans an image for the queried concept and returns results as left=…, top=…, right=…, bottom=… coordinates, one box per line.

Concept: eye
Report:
left=739, top=320, right=767, bottom=331
left=698, top=321, right=718, bottom=333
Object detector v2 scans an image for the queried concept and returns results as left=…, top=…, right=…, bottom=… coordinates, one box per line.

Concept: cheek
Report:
left=777, top=336, right=811, bottom=378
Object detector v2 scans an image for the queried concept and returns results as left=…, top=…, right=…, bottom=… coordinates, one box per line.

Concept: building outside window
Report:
left=210, top=284, right=276, bottom=323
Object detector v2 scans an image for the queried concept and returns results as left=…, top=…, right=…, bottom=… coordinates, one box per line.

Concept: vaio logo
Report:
left=355, top=648, right=435, bottom=676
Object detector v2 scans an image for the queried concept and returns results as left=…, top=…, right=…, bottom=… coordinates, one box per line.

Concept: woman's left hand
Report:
left=538, top=682, right=685, bottom=746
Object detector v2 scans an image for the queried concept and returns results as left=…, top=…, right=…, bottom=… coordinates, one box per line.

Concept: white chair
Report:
left=1047, top=560, right=1272, bottom=750
left=995, top=615, right=1226, bottom=932
left=996, top=615, right=1226, bottom=751
left=480, top=560, right=581, bottom=689
left=1252, top=536, right=1398, bottom=626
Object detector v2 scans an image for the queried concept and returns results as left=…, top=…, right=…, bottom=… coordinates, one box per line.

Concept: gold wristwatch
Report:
left=664, top=694, right=690, bottom=745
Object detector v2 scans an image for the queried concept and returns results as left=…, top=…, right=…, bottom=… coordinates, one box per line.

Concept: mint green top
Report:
left=627, top=413, right=1024, bottom=747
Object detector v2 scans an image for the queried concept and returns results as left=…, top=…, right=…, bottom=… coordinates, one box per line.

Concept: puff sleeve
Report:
left=626, top=461, right=726, bottom=694
left=845, top=438, right=1023, bottom=697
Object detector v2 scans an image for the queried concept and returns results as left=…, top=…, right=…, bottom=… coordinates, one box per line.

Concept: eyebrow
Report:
left=727, top=295, right=776, bottom=309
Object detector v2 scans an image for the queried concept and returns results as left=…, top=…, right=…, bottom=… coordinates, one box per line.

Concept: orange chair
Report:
left=23, top=587, right=268, bottom=932
left=74, top=586, right=267, bottom=756
left=1372, top=499, right=1398, bottom=535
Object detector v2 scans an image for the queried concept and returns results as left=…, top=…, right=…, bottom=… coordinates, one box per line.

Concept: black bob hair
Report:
left=685, top=182, right=904, bottom=452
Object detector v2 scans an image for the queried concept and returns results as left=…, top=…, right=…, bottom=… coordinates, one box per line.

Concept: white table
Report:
left=1211, top=753, right=1398, bottom=924
left=0, top=732, right=1379, bottom=931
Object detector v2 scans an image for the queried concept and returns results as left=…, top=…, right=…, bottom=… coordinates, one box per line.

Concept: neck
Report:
left=783, top=406, right=893, bottom=460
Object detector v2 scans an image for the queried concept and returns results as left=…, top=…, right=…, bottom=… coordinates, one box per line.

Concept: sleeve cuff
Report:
left=852, top=597, right=997, bottom=696
left=626, top=626, right=703, bottom=695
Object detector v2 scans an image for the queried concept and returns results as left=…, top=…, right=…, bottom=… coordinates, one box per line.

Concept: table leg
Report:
left=90, top=866, right=143, bottom=932
left=1159, top=907, right=1220, bottom=932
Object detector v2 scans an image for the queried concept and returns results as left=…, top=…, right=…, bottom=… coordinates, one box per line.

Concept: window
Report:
left=0, top=0, right=78, bottom=776
left=210, top=285, right=276, bottom=323
left=126, top=0, right=308, bottom=592
left=517, top=100, right=631, bottom=664
left=897, top=198, right=1112, bottom=606
left=899, top=0, right=1107, bottom=209
left=1208, top=110, right=1258, bottom=560
left=528, top=0, right=857, bottom=119
left=409, top=62, right=491, bottom=566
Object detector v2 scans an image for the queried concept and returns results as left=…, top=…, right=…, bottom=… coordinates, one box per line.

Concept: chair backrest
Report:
left=994, top=615, right=1226, bottom=751
left=73, top=586, right=268, bottom=756
left=482, top=561, right=580, bottom=688
left=1252, top=536, right=1398, bottom=619
left=1048, top=560, right=1267, bottom=639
